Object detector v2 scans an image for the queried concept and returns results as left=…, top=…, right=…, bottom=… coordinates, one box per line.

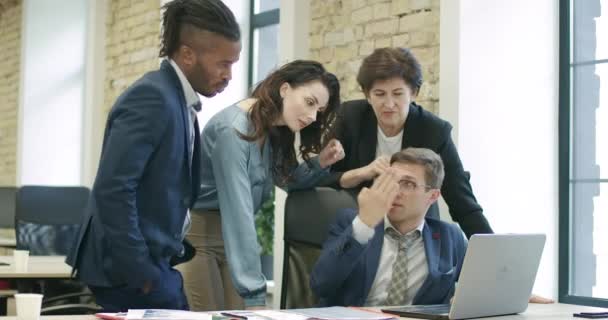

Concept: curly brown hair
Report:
left=240, top=60, right=341, bottom=183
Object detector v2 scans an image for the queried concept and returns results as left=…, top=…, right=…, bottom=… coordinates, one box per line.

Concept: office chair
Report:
left=280, top=187, right=357, bottom=309
left=15, top=185, right=100, bottom=314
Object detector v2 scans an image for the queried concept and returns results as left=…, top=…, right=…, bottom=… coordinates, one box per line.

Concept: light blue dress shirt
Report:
left=193, top=104, right=329, bottom=306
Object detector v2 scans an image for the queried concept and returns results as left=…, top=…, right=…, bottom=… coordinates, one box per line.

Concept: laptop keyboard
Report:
left=389, top=304, right=451, bottom=315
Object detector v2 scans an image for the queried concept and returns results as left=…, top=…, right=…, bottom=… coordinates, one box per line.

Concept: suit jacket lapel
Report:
left=413, top=220, right=441, bottom=303
left=359, top=104, right=378, bottom=166
left=162, top=60, right=196, bottom=202
left=363, top=221, right=385, bottom=302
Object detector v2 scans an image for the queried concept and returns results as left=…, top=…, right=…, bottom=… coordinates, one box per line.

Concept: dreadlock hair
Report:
left=239, top=60, right=341, bottom=184
left=160, top=0, right=241, bottom=58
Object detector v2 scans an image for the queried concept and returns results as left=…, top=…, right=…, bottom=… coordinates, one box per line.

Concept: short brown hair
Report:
left=390, top=148, right=444, bottom=189
left=357, top=47, right=423, bottom=95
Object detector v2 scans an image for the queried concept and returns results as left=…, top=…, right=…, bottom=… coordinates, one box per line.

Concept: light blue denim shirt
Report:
left=193, top=104, right=329, bottom=306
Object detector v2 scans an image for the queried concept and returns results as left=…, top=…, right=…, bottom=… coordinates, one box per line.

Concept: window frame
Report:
left=558, top=0, right=608, bottom=307
left=247, top=1, right=280, bottom=88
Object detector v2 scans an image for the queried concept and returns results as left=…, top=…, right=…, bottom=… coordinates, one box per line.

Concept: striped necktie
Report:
left=384, top=227, right=421, bottom=306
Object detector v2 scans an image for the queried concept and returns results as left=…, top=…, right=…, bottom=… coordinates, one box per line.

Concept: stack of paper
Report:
left=216, top=307, right=397, bottom=320
left=97, top=307, right=396, bottom=320
left=287, top=307, right=398, bottom=320
left=96, top=309, right=212, bottom=320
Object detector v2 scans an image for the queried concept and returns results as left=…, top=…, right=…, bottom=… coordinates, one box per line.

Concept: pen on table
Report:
left=580, top=313, right=608, bottom=315
left=219, top=312, right=248, bottom=319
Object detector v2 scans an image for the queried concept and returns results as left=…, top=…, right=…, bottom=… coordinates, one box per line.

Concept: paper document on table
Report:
left=210, top=307, right=396, bottom=320
left=287, top=306, right=397, bottom=320
left=124, top=309, right=211, bottom=320
left=95, top=313, right=127, bottom=320
left=251, top=310, right=309, bottom=320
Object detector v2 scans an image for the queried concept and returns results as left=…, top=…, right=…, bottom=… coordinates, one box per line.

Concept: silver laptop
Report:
left=382, top=233, right=546, bottom=320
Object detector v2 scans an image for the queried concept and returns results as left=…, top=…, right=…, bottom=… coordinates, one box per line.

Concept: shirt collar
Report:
left=168, top=58, right=201, bottom=111
left=384, top=215, right=425, bottom=236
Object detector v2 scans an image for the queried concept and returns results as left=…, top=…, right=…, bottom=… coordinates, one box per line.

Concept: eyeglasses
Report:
left=398, top=179, right=433, bottom=193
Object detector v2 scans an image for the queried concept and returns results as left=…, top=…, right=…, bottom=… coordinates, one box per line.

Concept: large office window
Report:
left=248, top=0, right=279, bottom=87
left=559, top=0, right=608, bottom=307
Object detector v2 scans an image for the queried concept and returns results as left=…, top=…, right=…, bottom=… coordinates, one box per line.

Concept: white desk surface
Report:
left=0, top=238, right=16, bottom=248
left=0, top=229, right=16, bottom=248
left=0, top=303, right=605, bottom=319
left=0, top=255, right=72, bottom=278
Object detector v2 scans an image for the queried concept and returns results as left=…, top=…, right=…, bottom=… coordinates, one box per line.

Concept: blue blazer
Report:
left=66, top=60, right=200, bottom=289
left=310, top=208, right=467, bottom=307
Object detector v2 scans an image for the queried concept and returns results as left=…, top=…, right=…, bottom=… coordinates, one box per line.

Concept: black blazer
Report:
left=322, top=99, right=493, bottom=237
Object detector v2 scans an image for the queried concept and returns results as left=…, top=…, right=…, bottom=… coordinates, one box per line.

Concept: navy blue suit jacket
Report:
left=310, top=208, right=467, bottom=307
left=66, top=60, right=200, bottom=289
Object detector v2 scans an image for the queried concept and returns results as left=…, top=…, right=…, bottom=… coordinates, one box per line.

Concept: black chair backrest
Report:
left=0, top=187, right=17, bottom=229
left=280, top=187, right=357, bottom=309
left=15, top=186, right=90, bottom=255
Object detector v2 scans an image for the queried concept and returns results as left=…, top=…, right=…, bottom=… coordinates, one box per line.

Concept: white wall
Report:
left=18, top=0, right=88, bottom=186
left=272, top=0, right=311, bottom=308
left=82, top=0, right=107, bottom=187
left=441, top=0, right=559, bottom=298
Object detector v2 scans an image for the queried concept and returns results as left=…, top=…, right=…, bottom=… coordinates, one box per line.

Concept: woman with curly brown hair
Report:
left=179, top=60, right=344, bottom=311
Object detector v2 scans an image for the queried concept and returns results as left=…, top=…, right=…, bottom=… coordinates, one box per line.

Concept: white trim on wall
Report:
left=82, top=0, right=107, bottom=187
left=273, top=0, right=311, bottom=309
left=437, top=0, right=461, bottom=222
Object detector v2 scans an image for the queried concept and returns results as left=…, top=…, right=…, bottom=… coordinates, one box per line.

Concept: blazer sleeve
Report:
left=210, top=126, right=267, bottom=307
left=282, top=156, right=331, bottom=192
left=310, top=208, right=368, bottom=299
left=438, top=122, right=494, bottom=237
left=92, top=84, right=168, bottom=289
left=317, top=104, right=351, bottom=188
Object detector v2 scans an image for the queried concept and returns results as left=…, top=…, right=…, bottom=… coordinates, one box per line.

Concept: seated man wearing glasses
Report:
left=310, top=147, right=466, bottom=307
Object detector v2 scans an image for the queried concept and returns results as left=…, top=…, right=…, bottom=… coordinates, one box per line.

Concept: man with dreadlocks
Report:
left=66, top=0, right=241, bottom=311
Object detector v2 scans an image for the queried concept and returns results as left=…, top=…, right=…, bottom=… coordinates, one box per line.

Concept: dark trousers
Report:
left=89, top=262, right=189, bottom=312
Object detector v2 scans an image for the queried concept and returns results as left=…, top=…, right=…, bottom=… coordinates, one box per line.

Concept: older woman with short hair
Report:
left=322, top=47, right=492, bottom=238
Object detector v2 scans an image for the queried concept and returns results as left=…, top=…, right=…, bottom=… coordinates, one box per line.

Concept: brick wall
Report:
left=104, top=0, right=161, bottom=114
left=0, top=1, right=162, bottom=185
left=309, top=0, right=440, bottom=113
left=0, top=0, right=22, bottom=186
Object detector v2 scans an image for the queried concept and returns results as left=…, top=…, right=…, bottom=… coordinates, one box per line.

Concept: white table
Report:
left=0, top=229, right=16, bottom=250
left=0, top=303, right=603, bottom=319
left=0, top=256, right=71, bottom=279
left=380, top=303, right=608, bottom=319
left=0, top=256, right=73, bottom=315
left=0, top=239, right=15, bottom=248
